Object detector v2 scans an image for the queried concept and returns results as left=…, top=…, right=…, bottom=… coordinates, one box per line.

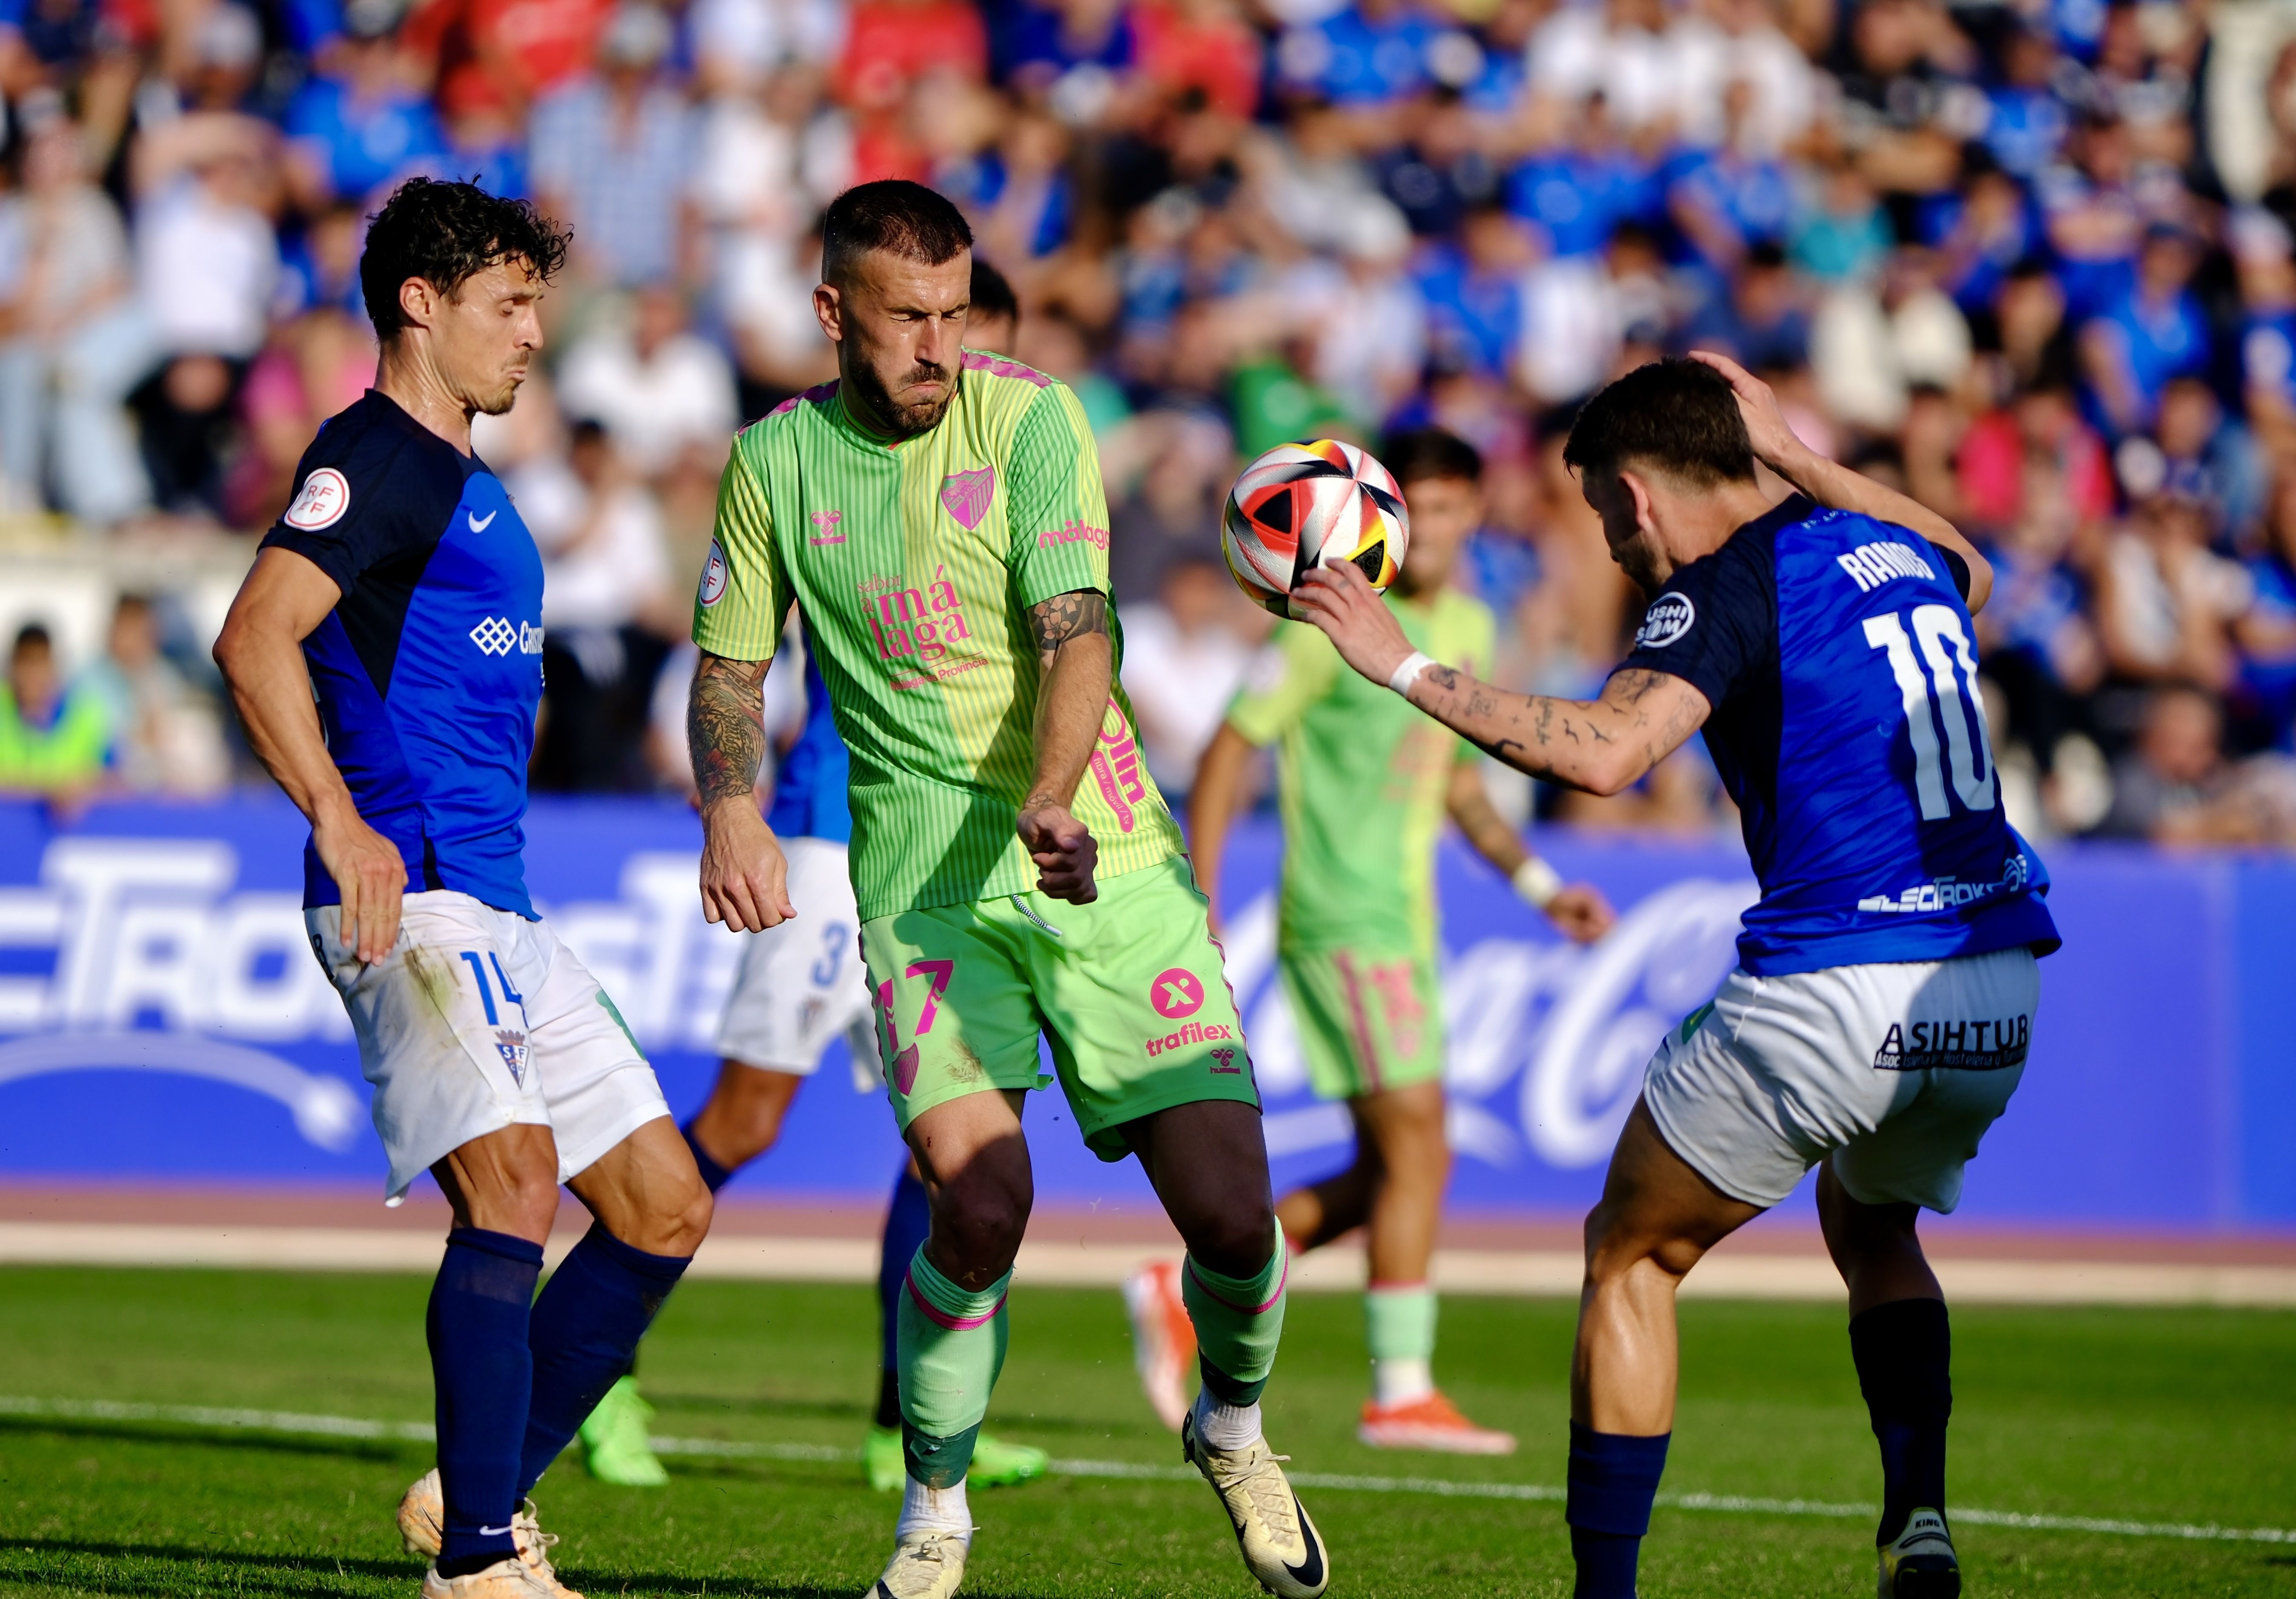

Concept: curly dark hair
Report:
left=360, top=177, right=573, bottom=341
left=1562, top=358, right=1756, bottom=489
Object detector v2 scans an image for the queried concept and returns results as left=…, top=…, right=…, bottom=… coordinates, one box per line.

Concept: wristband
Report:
left=1512, top=857, right=1564, bottom=910
left=1388, top=651, right=1436, bottom=695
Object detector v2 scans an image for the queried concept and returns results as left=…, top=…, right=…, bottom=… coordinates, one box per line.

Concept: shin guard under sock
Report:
left=876, top=1167, right=932, bottom=1429
left=517, top=1224, right=691, bottom=1495
left=1181, top=1221, right=1288, bottom=1408
left=1849, top=1297, right=1952, bottom=1545
left=428, top=1228, right=542, bottom=1572
left=897, top=1250, right=1009, bottom=1487
left=1566, top=1422, right=1669, bottom=1599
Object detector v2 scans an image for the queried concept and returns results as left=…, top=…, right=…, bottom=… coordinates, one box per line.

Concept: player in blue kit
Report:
left=212, top=178, right=713, bottom=1599
left=1291, top=353, right=2058, bottom=1599
left=576, top=263, right=1046, bottom=1498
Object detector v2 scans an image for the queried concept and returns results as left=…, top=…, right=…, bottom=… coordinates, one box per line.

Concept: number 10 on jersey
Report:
left=1864, top=604, right=1996, bottom=820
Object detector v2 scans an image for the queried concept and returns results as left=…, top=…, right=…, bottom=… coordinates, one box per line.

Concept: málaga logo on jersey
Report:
left=938, top=467, right=997, bottom=530
left=283, top=467, right=350, bottom=530
left=1634, top=593, right=1695, bottom=648
left=697, top=539, right=729, bottom=608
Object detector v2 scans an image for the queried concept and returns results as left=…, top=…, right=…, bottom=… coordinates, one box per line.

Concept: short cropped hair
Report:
left=1382, top=426, right=1482, bottom=487
left=361, top=178, right=571, bottom=341
left=969, top=257, right=1019, bottom=327
left=13, top=622, right=51, bottom=655
left=1562, top=359, right=1757, bottom=488
left=822, top=180, right=972, bottom=288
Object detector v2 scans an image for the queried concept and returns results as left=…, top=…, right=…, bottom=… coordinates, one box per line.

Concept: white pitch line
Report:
left=3, top=1395, right=2288, bottom=1547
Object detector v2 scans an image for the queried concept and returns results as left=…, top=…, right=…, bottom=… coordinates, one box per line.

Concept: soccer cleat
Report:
left=864, top=1529, right=969, bottom=1599
left=1356, top=1391, right=1517, bottom=1455
left=421, top=1556, right=577, bottom=1599
left=1122, top=1259, right=1198, bottom=1432
left=397, top=1471, right=576, bottom=1599
left=1182, top=1411, right=1329, bottom=1599
left=970, top=1431, right=1050, bottom=1488
left=578, top=1375, right=669, bottom=1486
left=1877, top=1508, right=1961, bottom=1599
left=862, top=1425, right=1046, bottom=1492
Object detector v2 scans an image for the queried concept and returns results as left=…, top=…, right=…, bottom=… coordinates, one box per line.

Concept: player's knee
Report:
left=932, top=1161, right=1033, bottom=1264
left=1186, top=1208, right=1279, bottom=1280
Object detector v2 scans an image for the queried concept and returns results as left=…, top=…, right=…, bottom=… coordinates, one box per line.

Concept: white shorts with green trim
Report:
left=307, top=889, right=670, bottom=1201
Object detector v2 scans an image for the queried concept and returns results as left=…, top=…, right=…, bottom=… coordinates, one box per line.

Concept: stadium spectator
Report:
left=283, top=0, right=451, bottom=209
left=2097, top=682, right=2296, bottom=844
left=76, top=593, right=230, bottom=795
left=1119, top=556, right=1262, bottom=798
left=527, top=2, right=696, bottom=288
left=558, top=283, right=739, bottom=476
left=0, top=622, right=110, bottom=797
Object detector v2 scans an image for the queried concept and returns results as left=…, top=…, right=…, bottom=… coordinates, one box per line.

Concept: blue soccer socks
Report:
left=1566, top=1422, right=1670, bottom=1599
left=518, top=1223, right=691, bottom=1496
left=428, top=1228, right=542, bottom=1574
left=875, top=1166, right=933, bottom=1429
left=1850, top=1297, right=1952, bottom=1545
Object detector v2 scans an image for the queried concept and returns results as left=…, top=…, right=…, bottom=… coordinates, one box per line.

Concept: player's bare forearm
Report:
left=215, top=549, right=407, bottom=963
left=689, top=651, right=795, bottom=932
left=1445, top=758, right=1528, bottom=876
left=1407, top=666, right=1709, bottom=797
left=1020, top=589, right=1109, bottom=901
left=1690, top=349, right=1993, bottom=612
left=688, top=651, right=770, bottom=812
left=1187, top=721, right=1255, bottom=925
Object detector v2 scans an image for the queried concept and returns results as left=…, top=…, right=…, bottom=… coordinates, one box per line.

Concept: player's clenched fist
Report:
left=1018, top=802, right=1098, bottom=903
left=699, top=798, right=798, bottom=932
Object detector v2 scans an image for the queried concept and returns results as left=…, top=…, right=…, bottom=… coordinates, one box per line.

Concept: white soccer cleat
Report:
left=397, top=1471, right=576, bottom=1599
left=863, top=1529, right=971, bottom=1599
left=1356, top=1391, right=1517, bottom=1455
left=1182, top=1412, right=1330, bottom=1599
left=421, top=1556, right=578, bottom=1599
left=1122, top=1259, right=1197, bottom=1432
left=1877, top=1507, right=1960, bottom=1599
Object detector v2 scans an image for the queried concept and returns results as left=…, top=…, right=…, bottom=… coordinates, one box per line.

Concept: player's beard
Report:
left=848, top=350, right=956, bottom=439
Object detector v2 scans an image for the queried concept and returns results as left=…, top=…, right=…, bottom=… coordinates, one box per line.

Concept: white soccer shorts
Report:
left=308, top=889, right=672, bottom=1201
left=1642, top=946, right=2040, bottom=1213
left=713, top=836, right=878, bottom=1088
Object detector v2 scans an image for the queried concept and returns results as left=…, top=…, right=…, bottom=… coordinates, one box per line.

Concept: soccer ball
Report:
left=1222, top=439, right=1410, bottom=618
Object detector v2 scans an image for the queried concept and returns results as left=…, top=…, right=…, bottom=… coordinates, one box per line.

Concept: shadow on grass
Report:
left=641, top=1389, right=1166, bottom=1443
left=0, top=1417, right=419, bottom=1465
left=0, top=1540, right=856, bottom=1599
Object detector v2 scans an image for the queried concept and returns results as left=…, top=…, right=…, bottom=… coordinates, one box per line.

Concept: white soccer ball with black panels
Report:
left=1222, top=439, right=1410, bottom=618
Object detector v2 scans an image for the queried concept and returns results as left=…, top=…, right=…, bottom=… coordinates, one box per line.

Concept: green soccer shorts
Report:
left=860, top=855, right=1260, bottom=1159
left=1280, top=946, right=1445, bottom=1101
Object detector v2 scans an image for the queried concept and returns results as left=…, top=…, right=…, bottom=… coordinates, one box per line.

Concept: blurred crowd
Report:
left=2, top=0, right=2296, bottom=848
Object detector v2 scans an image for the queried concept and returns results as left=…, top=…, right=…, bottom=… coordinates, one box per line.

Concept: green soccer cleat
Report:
left=1877, top=1508, right=1961, bottom=1599
left=862, top=1425, right=1048, bottom=1493
left=579, top=1375, right=669, bottom=1487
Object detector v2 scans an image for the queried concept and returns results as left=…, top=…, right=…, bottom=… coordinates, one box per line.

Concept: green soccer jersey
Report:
left=1225, top=587, right=1496, bottom=957
left=693, top=353, right=1183, bottom=921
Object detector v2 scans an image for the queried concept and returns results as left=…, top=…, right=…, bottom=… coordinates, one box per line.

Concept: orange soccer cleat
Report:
left=1121, top=1259, right=1199, bottom=1432
left=1356, top=1391, right=1517, bottom=1455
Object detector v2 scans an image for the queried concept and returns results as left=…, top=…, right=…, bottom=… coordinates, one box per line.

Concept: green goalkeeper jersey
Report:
left=1225, top=588, right=1496, bottom=957
left=692, top=353, right=1182, bottom=921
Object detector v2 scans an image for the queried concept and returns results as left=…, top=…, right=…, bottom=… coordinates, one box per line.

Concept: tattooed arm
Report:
left=1290, top=562, right=1712, bottom=795
left=690, top=649, right=795, bottom=932
left=1018, top=588, right=1111, bottom=903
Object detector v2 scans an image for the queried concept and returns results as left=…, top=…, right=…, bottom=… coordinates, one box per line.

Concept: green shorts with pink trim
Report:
left=1279, top=946, right=1444, bottom=1101
left=859, top=856, right=1261, bottom=1159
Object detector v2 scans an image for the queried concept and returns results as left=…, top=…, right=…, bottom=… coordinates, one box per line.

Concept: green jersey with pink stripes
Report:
left=692, top=351, right=1183, bottom=920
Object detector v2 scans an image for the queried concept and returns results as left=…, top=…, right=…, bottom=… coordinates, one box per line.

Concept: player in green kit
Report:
left=686, top=182, right=1328, bottom=1599
left=1129, top=429, right=1613, bottom=1454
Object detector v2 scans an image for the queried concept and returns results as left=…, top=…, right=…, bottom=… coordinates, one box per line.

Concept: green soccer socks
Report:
left=895, top=1249, right=1011, bottom=1490
left=1365, top=1282, right=1437, bottom=1405
left=1181, top=1220, right=1289, bottom=1411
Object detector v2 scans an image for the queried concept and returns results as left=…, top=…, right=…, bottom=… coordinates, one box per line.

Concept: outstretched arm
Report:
left=214, top=548, right=407, bottom=966
left=1289, top=562, right=1712, bottom=795
left=1187, top=721, right=1256, bottom=934
left=1444, top=759, right=1615, bottom=942
left=1689, top=349, right=1993, bottom=613
left=1020, top=588, right=1112, bottom=903
left=691, top=650, right=795, bottom=932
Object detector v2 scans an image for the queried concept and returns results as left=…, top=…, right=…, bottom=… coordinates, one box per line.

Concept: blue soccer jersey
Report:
left=764, top=634, right=852, bottom=845
left=260, top=392, right=544, bottom=917
left=1619, top=495, right=2061, bottom=975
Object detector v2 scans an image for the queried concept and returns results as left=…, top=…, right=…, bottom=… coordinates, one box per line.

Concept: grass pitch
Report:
left=0, top=1265, right=2289, bottom=1597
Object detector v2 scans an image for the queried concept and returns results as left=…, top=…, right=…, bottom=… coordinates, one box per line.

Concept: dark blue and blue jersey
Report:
left=1619, top=496, right=2060, bottom=976
left=261, top=391, right=544, bottom=917
left=766, top=638, right=852, bottom=844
